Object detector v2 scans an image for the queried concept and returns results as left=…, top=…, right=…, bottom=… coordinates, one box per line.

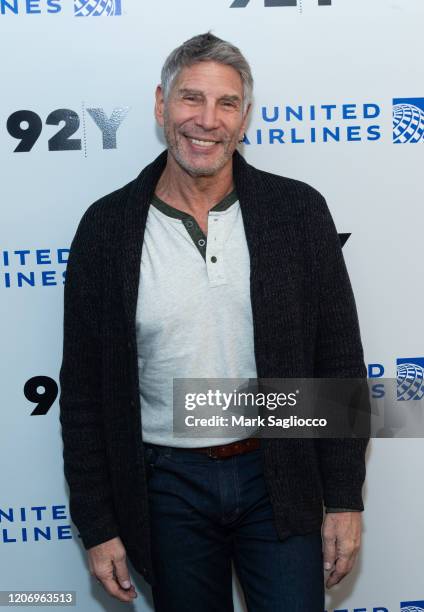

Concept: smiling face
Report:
left=155, top=61, right=250, bottom=177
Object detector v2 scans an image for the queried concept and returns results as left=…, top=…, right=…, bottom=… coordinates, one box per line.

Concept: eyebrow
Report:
left=177, top=89, right=242, bottom=103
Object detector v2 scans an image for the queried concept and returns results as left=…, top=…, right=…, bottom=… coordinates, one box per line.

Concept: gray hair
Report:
left=160, top=32, right=253, bottom=113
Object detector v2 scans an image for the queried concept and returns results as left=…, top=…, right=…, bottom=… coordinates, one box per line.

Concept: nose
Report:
left=195, top=101, right=220, bottom=131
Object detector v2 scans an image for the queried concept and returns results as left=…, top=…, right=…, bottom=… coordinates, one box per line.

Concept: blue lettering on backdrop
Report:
left=52, top=505, right=67, bottom=520
left=323, top=127, right=340, bottom=142
left=270, top=129, right=284, bottom=143
left=321, top=104, right=337, bottom=119
left=250, top=103, right=383, bottom=144
left=42, top=270, right=57, bottom=285
left=347, top=126, right=362, bottom=141
left=57, top=525, right=72, bottom=539
left=36, top=250, right=52, bottom=264
left=260, top=103, right=382, bottom=122
left=0, top=0, right=61, bottom=13
left=368, top=364, right=385, bottom=378
left=371, top=383, right=385, bottom=399
left=291, top=129, right=305, bottom=143
left=262, top=106, right=279, bottom=122
left=287, top=106, right=303, bottom=121
left=0, top=248, right=69, bottom=288
left=364, top=103, right=380, bottom=118
left=1, top=504, right=75, bottom=543
left=367, top=125, right=381, bottom=140
left=343, top=104, right=357, bottom=119
left=26, top=0, right=41, bottom=13
left=47, top=0, right=61, bottom=11
left=0, top=0, right=18, bottom=14
left=368, top=363, right=385, bottom=399
left=327, top=608, right=388, bottom=612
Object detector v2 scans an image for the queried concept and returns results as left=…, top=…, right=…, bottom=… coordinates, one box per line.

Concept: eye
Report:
left=183, top=95, right=201, bottom=103
left=221, top=100, right=238, bottom=109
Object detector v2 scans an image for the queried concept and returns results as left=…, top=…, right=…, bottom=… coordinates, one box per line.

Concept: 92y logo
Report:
left=6, top=106, right=129, bottom=153
left=230, top=0, right=331, bottom=6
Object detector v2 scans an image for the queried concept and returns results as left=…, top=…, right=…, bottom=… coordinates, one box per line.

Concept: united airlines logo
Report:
left=74, top=0, right=121, bottom=16
left=0, top=0, right=123, bottom=15
left=396, top=358, right=424, bottom=401
left=243, top=97, right=424, bottom=146
left=400, top=602, right=424, bottom=612
left=393, top=98, right=424, bottom=143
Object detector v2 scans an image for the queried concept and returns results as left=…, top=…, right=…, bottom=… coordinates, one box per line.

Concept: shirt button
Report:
left=198, top=239, right=206, bottom=246
left=185, top=220, right=193, bottom=228
left=210, top=256, right=217, bottom=263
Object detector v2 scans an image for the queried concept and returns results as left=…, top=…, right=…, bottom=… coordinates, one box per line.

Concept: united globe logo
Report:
left=393, top=97, right=424, bottom=143
left=396, top=358, right=424, bottom=401
left=400, top=602, right=424, bottom=612
left=74, top=0, right=122, bottom=16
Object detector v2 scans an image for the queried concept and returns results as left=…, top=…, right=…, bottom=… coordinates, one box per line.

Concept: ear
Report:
left=154, top=84, right=165, bottom=127
left=238, top=102, right=251, bottom=141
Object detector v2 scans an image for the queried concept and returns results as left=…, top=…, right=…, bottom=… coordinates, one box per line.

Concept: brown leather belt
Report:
left=184, top=437, right=261, bottom=459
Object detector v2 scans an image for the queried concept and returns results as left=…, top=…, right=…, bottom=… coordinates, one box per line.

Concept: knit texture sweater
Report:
left=59, top=149, right=369, bottom=586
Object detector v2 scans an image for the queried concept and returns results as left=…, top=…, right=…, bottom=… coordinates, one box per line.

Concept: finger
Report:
left=326, top=535, right=361, bottom=589
left=332, top=537, right=360, bottom=576
left=326, top=567, right=348, bottom=588
left=113, top=555, right=133, bottom=591
left=100, top=576, right=136, bottom=603
left=322, top=534, right=337, bottom=571
left=326, top=556, right=353, bottom=588
left=96, top=578, right=138, bottom=601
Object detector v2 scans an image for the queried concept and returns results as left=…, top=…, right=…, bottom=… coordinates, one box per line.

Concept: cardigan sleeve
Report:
left=311, top=193, right=370, bottom=511
left=59, top=206, right=120, bottom=549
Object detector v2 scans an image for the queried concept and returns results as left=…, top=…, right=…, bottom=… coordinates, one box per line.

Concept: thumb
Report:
left=113, top=556, right=132, bottom=590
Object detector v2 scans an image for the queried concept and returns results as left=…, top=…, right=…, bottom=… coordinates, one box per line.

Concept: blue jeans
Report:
left=143, top=440, right=324, bottom=612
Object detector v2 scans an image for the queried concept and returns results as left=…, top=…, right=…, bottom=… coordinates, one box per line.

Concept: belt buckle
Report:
left=207, top=446, right=220, bottom=459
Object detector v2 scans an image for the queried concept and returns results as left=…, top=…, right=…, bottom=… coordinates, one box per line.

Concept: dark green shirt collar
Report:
left=149, top=189, right=238, bottom=262
left=150, top=189, right=238, bottom=219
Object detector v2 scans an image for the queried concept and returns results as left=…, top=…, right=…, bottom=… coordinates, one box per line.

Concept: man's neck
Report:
left=154, top=153, right=235, bottom=216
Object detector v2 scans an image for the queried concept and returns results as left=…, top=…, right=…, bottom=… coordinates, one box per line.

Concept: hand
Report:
left=88, top=536, right=137, bottom=603
left=322, top=512, right=362, bottom=588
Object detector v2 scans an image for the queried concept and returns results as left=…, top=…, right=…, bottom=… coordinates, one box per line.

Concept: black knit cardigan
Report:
left=59, top=149, right=369, bottom=586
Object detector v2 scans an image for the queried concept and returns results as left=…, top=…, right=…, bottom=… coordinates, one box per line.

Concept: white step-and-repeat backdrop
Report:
left=1, top=0, right=423, bottom=610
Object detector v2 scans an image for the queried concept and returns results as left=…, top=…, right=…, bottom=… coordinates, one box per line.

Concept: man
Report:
left=59, top=32, right=369, bottom=611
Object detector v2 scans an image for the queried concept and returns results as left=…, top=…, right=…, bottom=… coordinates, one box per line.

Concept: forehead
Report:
left=172, top=61, right=243, bottom=97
